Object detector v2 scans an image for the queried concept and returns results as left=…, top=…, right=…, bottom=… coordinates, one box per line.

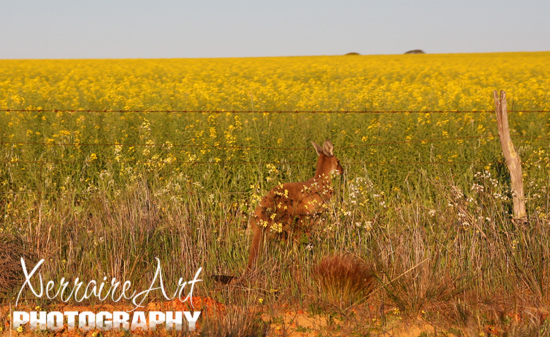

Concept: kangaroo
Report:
left=247, top=140, right=344, bottom=270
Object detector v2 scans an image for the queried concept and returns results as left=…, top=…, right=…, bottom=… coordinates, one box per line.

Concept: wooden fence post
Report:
left=493, top=90, right=527, bottom=221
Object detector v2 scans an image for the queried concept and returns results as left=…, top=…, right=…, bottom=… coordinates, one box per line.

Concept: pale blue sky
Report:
left=1, top=0, right=549, bottom=59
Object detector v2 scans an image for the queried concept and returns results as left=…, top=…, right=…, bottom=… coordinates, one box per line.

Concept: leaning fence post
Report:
left=493, top=90, right=527, bottom=221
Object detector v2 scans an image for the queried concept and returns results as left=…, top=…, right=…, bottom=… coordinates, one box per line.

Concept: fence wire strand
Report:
left=0, top=135, right=499, bottom=150
left=0, top=159, right=509, bottom=166
left=1, top=135, right=547, bottom=151
left=2, top=109, right=550, bottom=114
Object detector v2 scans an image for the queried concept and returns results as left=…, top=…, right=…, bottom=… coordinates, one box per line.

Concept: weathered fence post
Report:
left=493, top=90, right=527, bottom=221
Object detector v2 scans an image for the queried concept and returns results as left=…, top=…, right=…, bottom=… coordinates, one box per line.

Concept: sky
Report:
left=1, top=0, right=549, bottom=59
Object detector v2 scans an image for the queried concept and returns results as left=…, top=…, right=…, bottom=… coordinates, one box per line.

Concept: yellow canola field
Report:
left=0, top=52, right=549, bottom=193
left=1, top=52, right=549, bottom=112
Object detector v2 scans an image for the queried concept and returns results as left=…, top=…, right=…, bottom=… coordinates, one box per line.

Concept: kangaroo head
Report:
left=311, top=140, right=344, bottom=176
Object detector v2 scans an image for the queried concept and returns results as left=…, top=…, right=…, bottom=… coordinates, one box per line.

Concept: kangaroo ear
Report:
left=322, top=140, right=334, bottom=157
left=311, top=141, right=323, bottom=156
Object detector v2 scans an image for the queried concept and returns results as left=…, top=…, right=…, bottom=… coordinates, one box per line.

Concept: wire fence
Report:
left=2, top=109, right=550, bottom=114
left=0, top=159, right=510, bottom=166
left=0, top=135, right=547, bottom=152
left=0, top=135, right=497, bottom=150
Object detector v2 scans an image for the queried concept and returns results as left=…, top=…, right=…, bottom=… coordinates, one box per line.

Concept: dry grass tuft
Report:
left=0, top=234, right=34, bottom=294
left=312, top=253, right=375, bottom=309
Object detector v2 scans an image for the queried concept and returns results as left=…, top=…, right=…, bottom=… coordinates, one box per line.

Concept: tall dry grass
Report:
left=2, top=167, right=548, bottom=334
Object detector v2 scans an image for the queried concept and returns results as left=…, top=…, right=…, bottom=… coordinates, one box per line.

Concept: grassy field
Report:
left=1, top=52, right=550, bottom=335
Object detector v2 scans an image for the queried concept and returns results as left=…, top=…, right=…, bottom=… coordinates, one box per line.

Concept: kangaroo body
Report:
left=247, top=140, right=343, bottom=270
